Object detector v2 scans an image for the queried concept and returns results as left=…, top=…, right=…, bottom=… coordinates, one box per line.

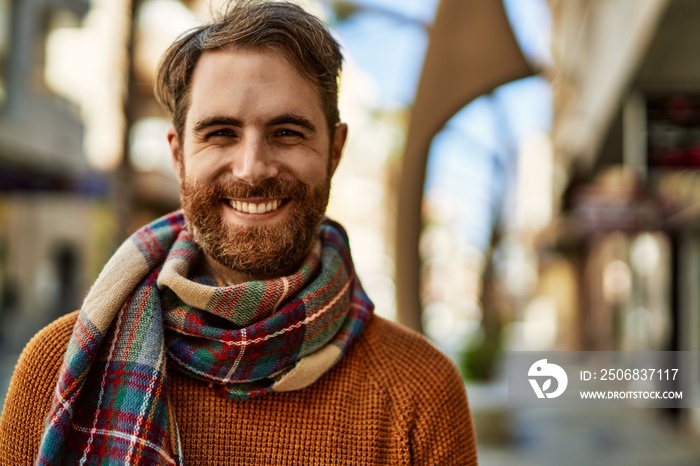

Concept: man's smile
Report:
left=226, top=198, right=286, bottom=215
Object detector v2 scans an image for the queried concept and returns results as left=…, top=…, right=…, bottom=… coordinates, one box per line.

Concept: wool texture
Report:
left=34, top=210, right=373, bottom=465
left=1, top=311, right=479, bottom=465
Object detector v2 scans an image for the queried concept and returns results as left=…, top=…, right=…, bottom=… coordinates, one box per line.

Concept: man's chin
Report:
left=192, top=217, right=319, bottom=281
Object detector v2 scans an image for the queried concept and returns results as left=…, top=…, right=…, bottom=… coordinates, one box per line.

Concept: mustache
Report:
left=208, top=177, right=308, bottom=200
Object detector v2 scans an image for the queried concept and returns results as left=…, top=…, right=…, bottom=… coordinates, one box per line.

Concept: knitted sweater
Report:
left=0, top=311, right=478, bottom=465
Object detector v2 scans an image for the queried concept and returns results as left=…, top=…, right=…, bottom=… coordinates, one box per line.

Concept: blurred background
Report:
left=1, top=0, right=700, bottom=464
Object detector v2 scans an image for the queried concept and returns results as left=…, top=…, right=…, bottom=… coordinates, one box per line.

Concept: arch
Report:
left=395, top=0, right=533, bottom=332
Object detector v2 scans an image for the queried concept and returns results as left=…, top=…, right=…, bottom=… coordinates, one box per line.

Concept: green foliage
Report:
left=458, top=314, right=503, bottom=381
left=329, top=1, right=361, bottom=22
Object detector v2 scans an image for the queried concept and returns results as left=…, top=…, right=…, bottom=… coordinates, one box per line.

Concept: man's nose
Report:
left=231, top=135, right=279, bottom=186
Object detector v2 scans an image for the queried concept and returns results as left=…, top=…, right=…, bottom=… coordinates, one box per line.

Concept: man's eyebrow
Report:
left=193, top=116, right=243, bottom=133
left=192, top=114, right=318, bottom=134
left=268, top=114, right=317, bottom=132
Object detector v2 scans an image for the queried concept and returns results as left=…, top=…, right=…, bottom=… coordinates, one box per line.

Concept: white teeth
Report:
left=229, top=199, right=282, bottom=214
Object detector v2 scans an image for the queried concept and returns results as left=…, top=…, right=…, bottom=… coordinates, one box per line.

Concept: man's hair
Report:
left=154, top=1, right=343, bottom=139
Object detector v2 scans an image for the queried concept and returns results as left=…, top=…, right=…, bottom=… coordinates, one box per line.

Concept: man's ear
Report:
left=329, top=122, right=348, bottom=176
left=167, top=126, right=183, bottom=184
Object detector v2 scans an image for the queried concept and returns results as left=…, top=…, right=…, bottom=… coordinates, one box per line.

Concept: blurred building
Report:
left=549, top=0, right=700, bottom=428
left=0, top=0, right=114, bottom=352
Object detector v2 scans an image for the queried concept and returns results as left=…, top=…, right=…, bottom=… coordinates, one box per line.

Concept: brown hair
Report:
left=154, top=1, right=343, bottom=140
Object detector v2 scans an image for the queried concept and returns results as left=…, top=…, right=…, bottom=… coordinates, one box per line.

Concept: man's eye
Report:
left=206, top=129, right=236, bottom=140
left=275, top=129, right=303, bottom=138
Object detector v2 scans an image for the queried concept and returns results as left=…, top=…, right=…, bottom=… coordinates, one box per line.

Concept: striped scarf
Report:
left=36, top=210, right=373, bottom=465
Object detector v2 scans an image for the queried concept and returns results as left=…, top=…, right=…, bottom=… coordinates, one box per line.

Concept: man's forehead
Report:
left=185, top=48, right=326, bottom=130
left=194, top=47, right=325, bottom=107
left=193, top=47, right=311, bottom=86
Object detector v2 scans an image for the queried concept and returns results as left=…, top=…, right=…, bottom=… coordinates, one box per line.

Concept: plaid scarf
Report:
left=36, top=210, right=373, bottom=465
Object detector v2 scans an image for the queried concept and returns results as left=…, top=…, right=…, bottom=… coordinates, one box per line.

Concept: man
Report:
left=0, top=1, right=477, bottom=464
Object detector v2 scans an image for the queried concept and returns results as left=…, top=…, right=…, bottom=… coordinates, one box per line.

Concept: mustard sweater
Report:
left=0, top=312, right=477, bottom=465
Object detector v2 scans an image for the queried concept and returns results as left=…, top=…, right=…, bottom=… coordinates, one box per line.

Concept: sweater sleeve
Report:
left=408, top=360, right=479, bottom=465
left=0, top=311, right=78, bottom=466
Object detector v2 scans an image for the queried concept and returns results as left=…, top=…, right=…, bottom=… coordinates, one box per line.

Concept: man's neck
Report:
left=199, top=252, right=303, bottom=286
left=200, top=254, right=251, bottom=286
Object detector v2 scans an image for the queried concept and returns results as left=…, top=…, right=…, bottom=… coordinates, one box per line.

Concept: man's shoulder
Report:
left=20, top=311, right=78, bottom=365
left=361, top=314, right=454, bottom=365
left=0, top=312, right=78, bottom=463
left=355, top=314, right=463, bottom=393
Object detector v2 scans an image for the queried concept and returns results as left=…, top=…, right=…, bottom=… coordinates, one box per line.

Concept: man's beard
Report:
left=180, top=174, right=330, bottom=279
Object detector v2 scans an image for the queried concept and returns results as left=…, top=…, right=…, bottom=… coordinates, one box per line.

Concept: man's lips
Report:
left=224, top=198, right=286, bottom=214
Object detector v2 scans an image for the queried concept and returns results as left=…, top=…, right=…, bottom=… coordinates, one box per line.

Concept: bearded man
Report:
left=0, top=2, right=477, bottom=464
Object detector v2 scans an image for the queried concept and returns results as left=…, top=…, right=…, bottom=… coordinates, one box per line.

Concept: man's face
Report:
left=168, top=49, right=347, bottom=281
